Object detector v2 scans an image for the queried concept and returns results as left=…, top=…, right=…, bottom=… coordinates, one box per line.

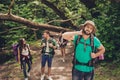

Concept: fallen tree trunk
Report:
left=0, top=13, right=72, bottom=32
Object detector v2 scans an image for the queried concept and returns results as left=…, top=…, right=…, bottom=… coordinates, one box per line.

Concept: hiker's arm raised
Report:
left=62, top=31, right=82, bottom=41
left=91, top=45, right=105, bottom=58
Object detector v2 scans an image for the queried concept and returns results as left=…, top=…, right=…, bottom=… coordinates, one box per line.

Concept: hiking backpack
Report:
left=12, top=43, right=32, bottom=63
left=12, top=43, right=19, bottom=61
left=73, top=34, right=104, bottom=67
left=41, top=38, right=56, bottom=56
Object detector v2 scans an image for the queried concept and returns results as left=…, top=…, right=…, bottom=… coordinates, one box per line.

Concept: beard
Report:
left=83, top=29, right=91, bottom=35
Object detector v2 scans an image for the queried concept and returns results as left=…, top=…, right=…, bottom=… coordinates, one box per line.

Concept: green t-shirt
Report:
left=73, top=35, right=101, bottom=72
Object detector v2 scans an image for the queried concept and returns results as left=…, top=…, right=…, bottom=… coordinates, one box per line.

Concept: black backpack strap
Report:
left=75, top=35, right=82, bottom=49
left=26, top=44, right=32, bottom=64
left=41, top=38, right=47, bottom=53
left=73, top=34, right=96, bottom=67
left=90, top=34, right=95, bottom=52
left=88, top=34, right=97, bottom=67
left=73, top=35, right=82, bottom=68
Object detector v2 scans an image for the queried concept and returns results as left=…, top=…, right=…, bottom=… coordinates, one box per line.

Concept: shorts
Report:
left=41, top=54, right=53, bottom=67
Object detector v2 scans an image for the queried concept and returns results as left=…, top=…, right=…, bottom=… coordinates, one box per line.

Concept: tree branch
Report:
left=0, top=26, right=27, bottom=34
left=41, top=0, right=78, bottom=30
left=8, top=0, right=14, bottom=15
left=0, top=13, right=71, bottom=32
left=47, top=15, right=82, bottom=24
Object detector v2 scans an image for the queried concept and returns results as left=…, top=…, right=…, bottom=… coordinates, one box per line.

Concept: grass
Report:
left=94, top=62, right=120, bottom=80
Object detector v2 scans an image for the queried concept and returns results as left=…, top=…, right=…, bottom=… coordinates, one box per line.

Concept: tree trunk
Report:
left=0, top=13, right=71, bottom=32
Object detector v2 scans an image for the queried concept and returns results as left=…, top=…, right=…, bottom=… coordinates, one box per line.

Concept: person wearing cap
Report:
left=62, top=20, right=105, bottom=80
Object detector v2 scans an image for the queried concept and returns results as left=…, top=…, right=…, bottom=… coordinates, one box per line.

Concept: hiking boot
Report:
left=24, top=78, right=28, bottom=80
left=48, top=76, right=53, bottom=80
left=40, top=74, right=45, bottom=80
left=27, top=72, right=30, bottom=77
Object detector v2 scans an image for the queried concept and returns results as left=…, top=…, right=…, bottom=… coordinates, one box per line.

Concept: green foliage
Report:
left=95, top=62, right=120, bottom=80
left=93, top=1, right=120, bottom=61
left=0, top=0, right=11, bottom=5
left=0, top=0, right=120, bottom=62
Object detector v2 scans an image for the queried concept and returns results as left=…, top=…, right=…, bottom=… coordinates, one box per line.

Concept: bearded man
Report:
left=62, top=20, right=105, bottom=80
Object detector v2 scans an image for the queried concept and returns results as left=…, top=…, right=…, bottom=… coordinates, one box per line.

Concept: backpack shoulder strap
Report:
left=73, top=35, right=82, bottom=54
left=26, top=44, right=31, bottom=55
left=90, top=34, right=94, bottom=52
left=41, top=38, right=47, bottom=46
left=75, top=35, right=82, bottom=49
left=73, top=35, right=82, bottom=67
left=50, top=38, right=56, bottom=46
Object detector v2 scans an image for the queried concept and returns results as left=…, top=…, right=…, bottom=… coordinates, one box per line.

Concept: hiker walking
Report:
left=62, top=20, right=105, bottom=80
left=17, top=38, right=32, bottom=80
left=58, top=31, right=68, bottom=62
left=40, top=30, right=57, bottom=80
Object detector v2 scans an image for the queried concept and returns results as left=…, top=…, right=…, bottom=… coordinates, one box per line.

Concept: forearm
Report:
left=91, top=45, right=105, bottom=58
left=18, top=55, right=20, bottom=62
left=95, top=45, right=105, bottom=57
left=40, top=45, right=44, bottom=48
left=40, top=44, right=46, bottom=49
left=54, top=46, right=57, bottom=49
left=51, top=45, right=57, bottom=49
left=62, top=31, right=81, bottom=41
left=17, top=49, right=20, bottom=63
left=95, top=47, right=105, bottom=58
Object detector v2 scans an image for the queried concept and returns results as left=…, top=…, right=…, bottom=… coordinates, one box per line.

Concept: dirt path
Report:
left=0, top=48, right=119, bottom=80
left=0, top=48, right=73, bottom=80
left=0, top=45, right=119, bottom=80
left=30, top=53, right=72, bottom=80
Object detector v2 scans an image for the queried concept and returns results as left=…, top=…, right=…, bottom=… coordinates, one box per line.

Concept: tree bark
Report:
left=0, top=13, right=71, bottom=32
left=8, top=0, right=14, bottom=14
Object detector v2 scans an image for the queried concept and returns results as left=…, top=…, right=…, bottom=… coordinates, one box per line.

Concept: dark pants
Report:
left=21, top=59, right=31, bottom=78
left=72, top=68, right=94, bottom=80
